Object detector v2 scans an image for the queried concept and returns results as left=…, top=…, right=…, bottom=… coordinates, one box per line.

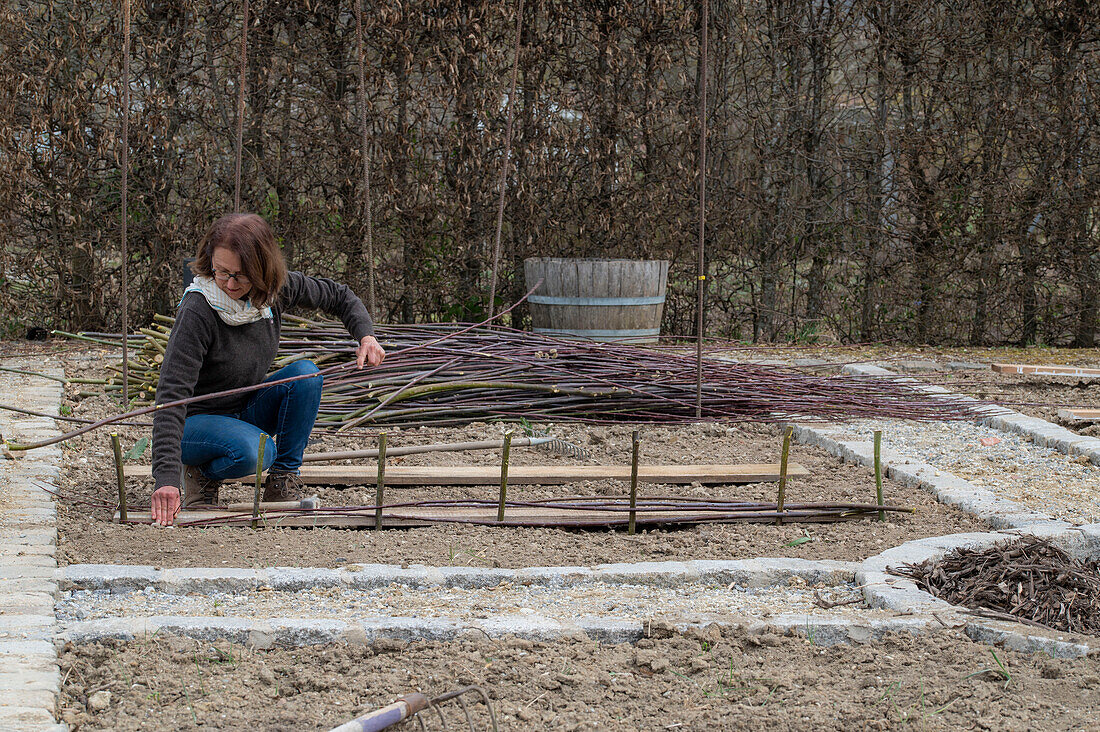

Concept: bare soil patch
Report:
left=59, top=421, right=986, bottom=567
left=58, top=625, right=1100, bottom=731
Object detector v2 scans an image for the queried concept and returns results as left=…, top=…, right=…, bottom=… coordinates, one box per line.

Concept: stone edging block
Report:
left=0, top=364, right=64, bottom=731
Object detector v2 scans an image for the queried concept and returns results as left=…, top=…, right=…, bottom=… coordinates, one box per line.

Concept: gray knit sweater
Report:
left=151, top=271, right=374, bottom=489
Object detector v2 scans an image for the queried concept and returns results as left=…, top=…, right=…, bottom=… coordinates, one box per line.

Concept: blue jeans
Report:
left=180, top=360, right=323, bottom=481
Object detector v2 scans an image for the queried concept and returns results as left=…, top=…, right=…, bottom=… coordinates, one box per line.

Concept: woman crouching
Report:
left=150, top=213, right=385, bottom=526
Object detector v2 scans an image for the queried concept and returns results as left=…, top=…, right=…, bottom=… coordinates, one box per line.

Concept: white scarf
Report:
left=182, top=275, right=273, bottom=326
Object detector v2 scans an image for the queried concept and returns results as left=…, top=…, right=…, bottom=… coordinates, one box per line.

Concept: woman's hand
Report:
left=356, top=335, right=386, bottom=369
left=151, top=485, right=181, bottom=527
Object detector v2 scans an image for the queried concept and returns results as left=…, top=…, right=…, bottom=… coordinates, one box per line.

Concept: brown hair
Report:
left=192, top=213, right=287, bottom=307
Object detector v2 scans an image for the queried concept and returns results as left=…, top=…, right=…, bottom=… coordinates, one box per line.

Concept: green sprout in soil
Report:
left=964, top=649, right=1012, bottom=689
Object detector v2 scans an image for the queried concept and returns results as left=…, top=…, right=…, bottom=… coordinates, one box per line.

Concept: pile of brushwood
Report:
left=67, top=315, right=992, bottom=430
left=894, top=537, right=1100, bottom=635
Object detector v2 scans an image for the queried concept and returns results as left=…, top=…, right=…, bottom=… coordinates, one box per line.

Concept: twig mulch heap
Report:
left=894, top=537, right=1100, bottom=636
left=75, top=315, right=991, bottom=429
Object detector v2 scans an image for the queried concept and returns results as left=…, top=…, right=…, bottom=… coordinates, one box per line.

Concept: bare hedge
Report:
left=2, top=0, right=1098, bottom=345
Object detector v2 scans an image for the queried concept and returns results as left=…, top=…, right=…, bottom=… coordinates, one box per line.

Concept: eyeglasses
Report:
left=212, top=268, right=250, bottom=285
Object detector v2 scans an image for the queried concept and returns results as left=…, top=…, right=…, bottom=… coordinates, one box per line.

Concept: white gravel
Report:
left=840, top=419, right=1100, bottom=525
left=57, top=578, right=878, bottom=626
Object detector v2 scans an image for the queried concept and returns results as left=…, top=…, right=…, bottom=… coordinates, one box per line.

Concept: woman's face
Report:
left=211, top=247, right=251, bottom=301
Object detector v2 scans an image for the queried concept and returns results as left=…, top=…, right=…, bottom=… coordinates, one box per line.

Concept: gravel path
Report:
left=839, top=418, right=1100, bottom=525
left=57, top=579, right=873, bottom=627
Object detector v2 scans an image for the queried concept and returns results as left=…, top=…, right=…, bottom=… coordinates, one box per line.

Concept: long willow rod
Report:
left=120, top=0, right=131, bottom=406
left=695, top=0, right=708, bottom=418
left=130, top=496, right=917, bottom=514
left=486, top=0, right=525, bottom=320
left=136, top=498, right=913, bottom=529
left=5, top=286, right=539, bottom=452
left=302, top=436, right=558, bottom=463
left=0, top=403, right=148, bottom=427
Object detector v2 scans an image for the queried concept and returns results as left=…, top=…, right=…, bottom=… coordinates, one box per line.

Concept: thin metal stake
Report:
left=120, top=0, right=131, bottom=407
left=874, top=430, right=885, bottom=521
left=233, top=0, right=249, bottom=211
left=695, top=0, right=709, bottom=418
left=375, top=433, right=387, bottom=530
left=251, top=433, right=266, bottom=530
left=775, top=426, right=792, bottom=525
left=496, top=430, right=513, bottom=522
left=110, top=433, right=127, bottom=522
left=628, top=429, right=640, bottom=534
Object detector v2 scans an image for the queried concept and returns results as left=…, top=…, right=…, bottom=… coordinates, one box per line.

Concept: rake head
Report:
left=531, top=435, right=590, bottom=460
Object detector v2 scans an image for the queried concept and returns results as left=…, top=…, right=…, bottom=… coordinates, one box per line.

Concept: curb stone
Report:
left=964, top=621, right=1097, bottom=659
left=0, top=362, right=65, bottom=731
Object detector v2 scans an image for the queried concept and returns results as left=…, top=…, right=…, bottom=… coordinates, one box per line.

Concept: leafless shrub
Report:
left=2, top=0, right=1097, bottom=345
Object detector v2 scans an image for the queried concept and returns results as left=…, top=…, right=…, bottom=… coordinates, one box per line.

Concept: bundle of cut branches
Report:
left=893, top=537, right=1100, bottom=635
left=74, top=314, right=991, bottom=429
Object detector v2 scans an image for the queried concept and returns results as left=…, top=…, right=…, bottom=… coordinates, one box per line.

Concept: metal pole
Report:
left=694, top=0, right=709, bottom=418
left=354, top=0, right=377, bottom=314
left=120, top=0, right=131, bottom=406
left=233, top=0, right=249, bottom=212
left=487, top=0, right=525, bottom=320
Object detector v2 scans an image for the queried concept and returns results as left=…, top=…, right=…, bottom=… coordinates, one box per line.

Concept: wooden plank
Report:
left=123, top=463, right=809, bottom=487
left=1057, top=408, right=1100, bottom=423
left=992, top=363, right=1100, bottom=378
left=115, top=501, right=883, bottom=529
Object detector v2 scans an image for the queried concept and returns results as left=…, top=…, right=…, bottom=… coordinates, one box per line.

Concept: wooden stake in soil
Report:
left=775, top=426, right=793, bottom=525
left=251, top=434, right=266, bottom=530
left=375, top=433, right=387, bottom=530
left=874, top=430, right=884, bottom=521
left=628, top=429, right=640, bottom=535
left=110, top=432, right=127, bottom=522
left=497, top=430, right=513, bottom=522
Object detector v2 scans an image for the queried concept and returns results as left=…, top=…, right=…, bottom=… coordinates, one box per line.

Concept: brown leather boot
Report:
left=262, top=471, right=305, bottom=502
left=182, top=465, right=221, bottom=507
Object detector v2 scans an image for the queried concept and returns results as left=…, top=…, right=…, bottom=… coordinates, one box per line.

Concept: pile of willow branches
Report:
left=893, top=537, right=1100, bottom=635
left=72, top=314, right=990, bottom=430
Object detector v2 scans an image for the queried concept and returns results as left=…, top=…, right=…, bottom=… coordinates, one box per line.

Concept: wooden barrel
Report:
left=524, top=258, right=669, bottom=343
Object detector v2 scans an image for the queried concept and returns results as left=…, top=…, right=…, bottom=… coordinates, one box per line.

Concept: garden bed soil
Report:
left=57, top=414, right=986, bottom=568
left=57, top=625, right=1100, bottom=731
